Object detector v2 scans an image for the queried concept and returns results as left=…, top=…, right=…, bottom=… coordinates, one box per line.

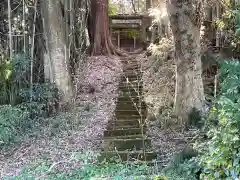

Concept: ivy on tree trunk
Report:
left=166, top=0, right=205, bottom=122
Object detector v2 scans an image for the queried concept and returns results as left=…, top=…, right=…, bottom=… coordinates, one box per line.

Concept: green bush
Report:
left=0, top=105, right=30, bottom=147
left=18, top=83, right=59, bottom=118
left=195, top=60, right=240, bottom=179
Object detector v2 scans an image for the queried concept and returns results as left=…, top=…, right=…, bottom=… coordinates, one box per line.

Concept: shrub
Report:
left=4, top=152, right=160, bottom=180
left=0, top=105, right=30, bottom=147
left=18, top=83, right=59, bottom=118
left=195, top=60, right=240, bottom=179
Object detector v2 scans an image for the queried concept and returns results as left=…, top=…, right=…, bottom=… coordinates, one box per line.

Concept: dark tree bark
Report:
left=89, top=0, right=112, bottom=55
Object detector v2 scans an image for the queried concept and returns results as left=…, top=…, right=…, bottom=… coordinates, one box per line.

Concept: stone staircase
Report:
left=101, top=57, right=162, bottom=165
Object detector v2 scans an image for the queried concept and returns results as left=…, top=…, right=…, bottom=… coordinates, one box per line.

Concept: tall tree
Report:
left=41, top=0, right=73, bottom=104
left=166, top=0, right=205, bottom=121
left=89, top=0, right=112, bottom=55
left=89, top=0, right=133, bottom=56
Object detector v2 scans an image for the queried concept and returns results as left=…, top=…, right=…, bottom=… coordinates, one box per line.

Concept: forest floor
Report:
left=0, top=56, right=122, bottom=178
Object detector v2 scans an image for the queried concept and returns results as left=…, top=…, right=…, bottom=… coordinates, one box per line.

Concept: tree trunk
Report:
left=88, top=0, right=143, bottom=56
left=41, top=0, right=73, bottom=104
left=166, top=0, right=205, bottom=121
left=89, top=0, right=112, bottom=55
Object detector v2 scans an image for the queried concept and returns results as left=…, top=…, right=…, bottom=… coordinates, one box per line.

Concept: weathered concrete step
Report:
left=123, top=67, right=140, bottom=71
left=118, top=87, right=142, bottom=93
left=115, top=108, right=146, bottom=114
left=115, top=107, right=146, bottom=112
left=104, top=128, right=146, bottom=137
left=121, top=77, right=142, bottom=83
left=97, top=174, right=165, bottom=180
left=122, top=71, right=142, bottom=76
left=118, top=84, right=143, bottom=88
left=118, top=86, right=142, bottom=91
left=101, top=151, right=158, bottom=161
left=106, top=138, right=152, bottom=151
left=115, top=104, right=145, bottom=110
left=115, top=105, right=146, bottom=112
left=116, top=113, right=146, bottom=119
left=115, top=104, right=145, bottom=111
left=121, top=76, right=142, bottom=81
left=108, top=175, right=164, bottom=180
left=117, top=96, right=143, bottom=102
left=108, top=119, right=142, bottom=126
left=116, top=101, right=145, bottom=106
left=117, top=96, right=141, bottom=102
left=118, top=91, right=139, bottom=97
left=119, top=87, right=142, bottom=91
left=115, top=110, right=142, bottom=116
left=108, top=124, right=141, bottom=130
left=118, top=85, right=143, bottom=89
left=118, top=87, right=143, bottom=93
left=104, top=134, right=144, bottom=139
left=119, top=81, right=142, bottom=87
left=129, top=160, right=169, bottom=168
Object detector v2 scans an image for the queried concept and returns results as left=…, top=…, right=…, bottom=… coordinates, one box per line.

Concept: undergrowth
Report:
left=194, top=60, right=240, bottom=179
left=0, top=53, right=83, bottom=150
left=2, top=151, right=197, bottom=180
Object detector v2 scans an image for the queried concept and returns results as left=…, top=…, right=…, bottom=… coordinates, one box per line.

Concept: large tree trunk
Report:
left=166, top=0, right=205, bottom=122
left=41, top=0, right=73, bottom=104
left=89, top=0, right=136, bottom=56
left=89, top=0, right=112, bottom=55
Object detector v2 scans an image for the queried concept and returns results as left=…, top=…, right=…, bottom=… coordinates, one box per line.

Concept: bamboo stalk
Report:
left=30, top=0, right=38, bottom=102
left=8, top=0, right=15, bottom=104
left=69, top=0, right=73, bottom=59
left=216, top=3, right=220, bottom=47
left=23, top=0, right=26, bottom=54
left=8, top=0, right=13, bottom=60
left=214, top=72, right=218, bottom=99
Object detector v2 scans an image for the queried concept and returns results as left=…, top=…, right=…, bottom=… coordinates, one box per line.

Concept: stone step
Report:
left=104, top=127, right=146, bottom=137
left=115, top=110, right=143, bottom=116
left=123, top=67, right=140, bottom=71
left=108, top=175, right=164, bottom=180
left=108, top=124, right=141, bottom=129
left=121, top=78, right=143, bottom=83
left=115, top=105, right=146, bottom=111
left=115, top=109, right=147, bottom=114
left=101, top=151, right=158, bottom=161
left=104, top=134, right=144, bottom=139
left=122, top=71, right=142, bottom=76
left=116, top=104, right=146, bottom=111
left=118, top=84, right=143, bottom=88
left=117, top=96, right=141, bottom=102
left=116, top=101, right=145, bottom=106
left=115, top=108, right=146, bottom=113
left=115, top=104, right=145, bottom=110
left=118, top=87, right=142, bottom=93
left=118, top=91, right=139, bottom=97
left=108, top=119, right=142, bottom=126
left=122, top=68, right=141, bottom=73
left=117, top=95, right=142, bottom=101
left=129, top=160, right=169, bottom=168
left=118, top=88, right=143, bottom=93
left=121, top=76, right=142, bottom=81
left=105, top=138, right=152, bottom=151
left=119, top=81, right=142, bottom=87
left=116, top=113, right=146, bottom=119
